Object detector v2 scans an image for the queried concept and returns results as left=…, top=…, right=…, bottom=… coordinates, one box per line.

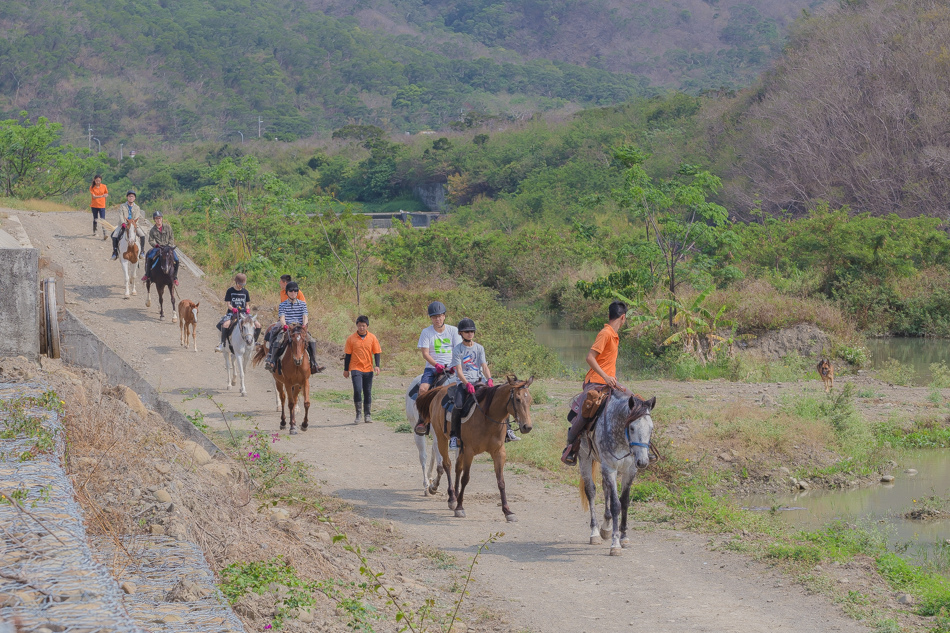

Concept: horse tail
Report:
left=251, top=343, right=267, bottom=367
left=579, top=458, right=600, bottom=511
left=415, top=387, right=441, bottom=424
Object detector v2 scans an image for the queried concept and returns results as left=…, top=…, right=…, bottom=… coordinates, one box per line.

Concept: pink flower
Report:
left=264, top=625, right=272, bottom=630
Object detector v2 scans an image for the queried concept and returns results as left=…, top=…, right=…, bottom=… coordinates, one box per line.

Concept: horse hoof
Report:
left=159, top=315, right=165, bottom=321
left=300, top=423, right=308, bottom=432
left=454, top=509, right=466, bottom=518
left=132, top=290, right=137, bottom=296
left=124, top=295, right=130, bottom=300
left=610, top=547, right=623, bottom=556
left=428, top=485, right=439, bottom=495
left=621, top=537, right=630, bottom=548
left=505, top=514, right=518, bottom=523
left=590, top=536, right=601, bottom=545
left=146, top=299, right=151, bottom=307
left=448, top=499, right=457, bottom=511
left=280, top=423, right=287, bottom=430
left=290, top=427, right=298, bottom=435
left=600, top=528, right=611, bottom=541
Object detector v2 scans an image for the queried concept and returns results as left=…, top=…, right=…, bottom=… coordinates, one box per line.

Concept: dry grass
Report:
left=0, top=198, right=80, bottom=213
left=697, top=401, right=831, bottom=459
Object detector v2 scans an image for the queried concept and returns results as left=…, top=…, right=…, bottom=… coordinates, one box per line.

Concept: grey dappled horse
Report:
left=405, top=374, right=444, bottom=495
left=578, top=391, right=655, bottom=556
left=224, top=312, right=258, bottom=396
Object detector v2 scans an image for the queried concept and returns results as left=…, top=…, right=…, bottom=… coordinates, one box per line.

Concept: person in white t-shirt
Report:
left=413, top=300, right=462, bottom=435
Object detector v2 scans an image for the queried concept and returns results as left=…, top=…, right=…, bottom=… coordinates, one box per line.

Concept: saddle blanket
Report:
left=441, top=390, right=477, bottom=424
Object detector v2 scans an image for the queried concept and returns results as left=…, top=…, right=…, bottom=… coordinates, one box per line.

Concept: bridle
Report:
left=288, top=326, right=307, bottom=366
left=475, top=382, right=529, bottom=428
left=238, top=313, right=256, bottom=346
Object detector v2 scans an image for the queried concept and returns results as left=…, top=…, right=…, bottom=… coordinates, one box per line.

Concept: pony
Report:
left=224, top=311, right=258, bottom=396
left=177, top=300, right=199, bottom=352
left=405, top=374, right=444, bottom=496
left=417, top=375, right=533, bottom=521
left=253, top=324, right=310, bottom=434
left=145, top=245, right=178, bottom=322
left=577, top=391, right=656, bottom=556
left=118, top=217, right=141, bottom=298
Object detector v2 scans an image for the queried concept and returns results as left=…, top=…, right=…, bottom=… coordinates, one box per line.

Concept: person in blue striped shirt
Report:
left=264, top=282, right=323, bottom=374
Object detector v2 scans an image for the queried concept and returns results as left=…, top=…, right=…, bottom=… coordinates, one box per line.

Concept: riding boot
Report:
left=139, top=236, right=145, bottom=253
left=450, top=408, right=462, bottom=445
left=215, top=327, right=228, bottom=353
left=307, top=340, right=324, bottom=374
left=111, top=236, right=119, bottom=260
left=92, top=219, right=98, bottom=236
left=173, top=260, right=180, bottom=286
left=353, top=404, right=362, bottom=424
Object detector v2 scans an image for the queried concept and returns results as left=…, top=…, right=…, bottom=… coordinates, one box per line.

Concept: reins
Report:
left=474, top=386, right=518, bottom=426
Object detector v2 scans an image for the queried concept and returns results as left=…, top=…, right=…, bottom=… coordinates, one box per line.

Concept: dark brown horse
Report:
left=417, top=375, right=534, bottom=521
left=145, top=245, right=177, bottom=322
left=253, top=324, right=311, bottom=434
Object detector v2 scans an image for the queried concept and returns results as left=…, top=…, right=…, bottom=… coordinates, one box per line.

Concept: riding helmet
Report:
left=285, top=281, right=299, bottom=292
left=152, top=210, right=163, bottom=218
left=458, top=318, right=476, bottom=332
left=427, top=301, right=447, bottom=317
left=126, top=190, right=137, bottom=197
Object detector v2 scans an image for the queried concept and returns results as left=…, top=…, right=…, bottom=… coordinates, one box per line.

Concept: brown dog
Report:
left=178, top=300, right=199, bottom=352
left=817, top=358, right=834, bottom=392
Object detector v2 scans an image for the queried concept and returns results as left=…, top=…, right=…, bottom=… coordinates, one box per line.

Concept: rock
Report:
left=202, top=462, right=231, bottom=478
left=268, top=509, right=290, bottom=522
left=904, top=469, right=918, bottom=475
left=166, top=577, right=211, bottom=602
left=881, top=475, right=895, bottom=483
left=121, top=581, right=137, bottom=595
left=180, top=441, right=212, bottom=466
left=153, top=489, right=172, bottom=503
left=76, top=457, right=98, bottom=469
left=718, top=453, right=733, bottom=463
left=130, top=488, right=141, bottom=499
left=798, top=481, right=810, bottom=490
left=298, top=607, right=315, bottom=624
left=150, top=524, right=165, bottom=536
left=311, top=530, right=331, bottom=544
left=155, top=463, right=171, bottom=475
left=898, top=593, right=914, bottom=605
left=117, top=385, right=149, bottom=419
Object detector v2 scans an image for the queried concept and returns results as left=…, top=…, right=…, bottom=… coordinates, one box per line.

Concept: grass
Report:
left=875, top=358, right=918, bottom=386
left=0, top=197, right=79, bottom=213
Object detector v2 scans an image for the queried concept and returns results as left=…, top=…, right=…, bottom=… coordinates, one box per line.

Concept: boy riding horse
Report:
left=110, top=191, right=146, bottom=260
left=216, top=273, right=251, bottom=353
left=263, top=282, right=323, bottom=375
left=142, top=211, right=179, bottom=286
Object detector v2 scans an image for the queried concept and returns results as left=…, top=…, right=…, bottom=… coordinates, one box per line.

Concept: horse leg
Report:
left=492, top=448, right=517, bottom=522
left=237, top=349, right=247, bottom=396
left=122, top=260, right=131, bottom=298
left=300, top=378, right=310, bottom=431
left=434, top=413, right=456, bottom=510
left=157, top=286, right=165, bottom=320
left=580, top=453, right=600, bottom=544
left=145, top=280, right=151, bottom=307
left=414, top=434, right=430, bottom=495
left=170, top=286, right=178, bottom=323
left=600, top=467, right=614, bottom=542
left=130, top=261, right=137, bottom=295
left=602, top=468, right=623, bottom=555
left=191, top=322, right=197, bottom=352
left=619, top=473, right=634, bottom=548
left=224, top=352, right=233, bottom=390
left=278, top=381, right=287, bottom=430
left=454, top=452, right=474, bottom=518
left=288, top=385, right=298, bottom=435
left=430, top=436, right=443, bottom=493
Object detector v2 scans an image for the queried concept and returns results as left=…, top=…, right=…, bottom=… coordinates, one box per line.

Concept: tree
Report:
left=0, top=112, right=90, bottom=198
left=613, top=145, right=732, bottom=326
left=316, top=200, right=374, bottom=310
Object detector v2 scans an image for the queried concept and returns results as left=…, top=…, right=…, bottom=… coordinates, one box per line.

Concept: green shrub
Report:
left=876, top=358, right=918, bottom=386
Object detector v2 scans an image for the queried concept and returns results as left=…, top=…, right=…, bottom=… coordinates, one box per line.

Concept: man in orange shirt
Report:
left=89, top=174, right=109, bottom=238
left=279, top=274, right=307, bottom=304
left=560, top=300, right=627, bottom=465
left=344, top=315, right=382, bottom=424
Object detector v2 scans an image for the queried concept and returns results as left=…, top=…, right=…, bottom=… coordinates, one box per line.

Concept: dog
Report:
left=817, top=358, right=834, bottom=392
left=178, top=300, right=199, bottom=352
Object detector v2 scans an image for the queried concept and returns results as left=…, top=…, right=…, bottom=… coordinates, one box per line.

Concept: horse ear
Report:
left=506, top=374, right=516, bottom=384
left=194, top=302, right=199, bottom=308
left=524, top=376, right=534, bottom=388
left=646, top=396, right=656, bottom=410
left=628, top=396, right=636, bottom=409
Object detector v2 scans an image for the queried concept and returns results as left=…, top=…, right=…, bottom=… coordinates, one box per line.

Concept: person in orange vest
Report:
left=344, top=315, right=382, bottom=424
left=89, top=174, right=109, bottom=238
left=279, top=274, right=307, bottom=304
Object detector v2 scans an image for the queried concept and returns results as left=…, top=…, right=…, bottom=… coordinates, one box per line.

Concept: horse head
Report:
left=288, top=325, right=308, bottom=367
left=623, top=394, right=656, bottom=470
left=238, top=312, right=256, bottom=346
left=158, top=245, right=176, bottom=276
left=504, top=375, right=535, bottom=434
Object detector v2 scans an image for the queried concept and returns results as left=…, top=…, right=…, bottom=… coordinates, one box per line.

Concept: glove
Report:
left=434, top=363, right=445, bottom=373
left=244, top=307, right=250, bottom=314
left=122, top=223, right=127, bottom=229
left=487, top=379, right=494, bottom=388
left=283, top=325, right=289, bottom=331
left=466, top=383, right=476, bottom=395
left=231, top=308, right=238, bottom=314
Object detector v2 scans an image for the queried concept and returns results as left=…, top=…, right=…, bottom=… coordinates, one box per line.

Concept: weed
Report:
left=529, top=384, right=549, bottom=405
left=929, top=387, right=943, bottom=406
left=766, top=543, right=822, bottom=563
left=220, top=556, right=317, bottom=629
left=877, top=553, right=950, bottom=616
left=931, top=362, right=950, bottom=389
left=876, top=358, right=917, bottom=386
left=186, top=409, right=210, bottom=432
left=241, top=428, right=309, bottom=492
left=856, top=388, right=881, bottom=399
left=872, top=619, right=901, bottom=633
left=0, top=391, right=61, bottom=461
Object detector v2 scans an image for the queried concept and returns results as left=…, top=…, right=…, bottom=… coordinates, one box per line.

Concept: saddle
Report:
left=568, top=384, right=611, bottom=424
left=408, top=369, right=452, bottom=402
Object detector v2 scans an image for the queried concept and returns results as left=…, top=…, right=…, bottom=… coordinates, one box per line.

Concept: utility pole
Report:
left=238, top=131, right=244, bottom=144
left=119, top=143, right=124, bottom=161
left=87, top=126, right=92, bottom=152
left=258, top=117, right=263, bottom=138
left=92, top=138, right=101, bottom=154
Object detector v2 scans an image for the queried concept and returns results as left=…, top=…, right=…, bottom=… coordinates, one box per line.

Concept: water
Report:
left=533, top=317, right=594, bottom=373
left=745, top=451, right=950, bottom=551
left=866, top=337, right=950, bottom=385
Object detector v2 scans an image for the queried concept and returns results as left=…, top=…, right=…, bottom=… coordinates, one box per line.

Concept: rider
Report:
left=343, top=315, right=382, bottom=424
left=215, top=273, right=251, bottom=353
left=110, top=191, right=146, bottom=261
left=264, top=281, right=322, bottom=375
left=142, top=211, right=180, bottom=286
left=560, top=300, right=627, bottom=465
left=279, top=274, right=307, bottom=303
left=413, top=301, right=461, bottom=434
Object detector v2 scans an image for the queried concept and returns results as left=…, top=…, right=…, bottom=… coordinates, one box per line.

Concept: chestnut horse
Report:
left=416, top=375, right=533, bottom=521
left=252, top=324, right=310, bottom=434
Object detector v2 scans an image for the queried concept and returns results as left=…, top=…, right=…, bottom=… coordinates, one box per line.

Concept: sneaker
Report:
left=214, top=342, right=226, bottom=353
left=110, top=251, right=118, bottom=261
left=364, top=414, right=372, bottom=424
left=449, top=437, right=459, bottom=451
left=506, top=429, right=520, bottom=442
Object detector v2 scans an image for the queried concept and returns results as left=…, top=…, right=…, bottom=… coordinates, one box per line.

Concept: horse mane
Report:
left=624, top=395, right=653, bottom=424
left=415, top=387, right=443, bottom=423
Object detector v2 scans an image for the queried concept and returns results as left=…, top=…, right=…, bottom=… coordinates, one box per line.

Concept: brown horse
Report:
left=416, top=375, right=534, bottom=521
left=253, top=324, right=310, bottom=434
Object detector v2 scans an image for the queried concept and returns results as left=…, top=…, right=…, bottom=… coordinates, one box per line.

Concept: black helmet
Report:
left=427, top=301, right=447, bottom=317
left=126, top=190, right=137, bottom=197
left=285, top=281, right=299, bottom=292
left=458, top=318, right=476, bottom=332
left=152, top=210, right=163, bottom=218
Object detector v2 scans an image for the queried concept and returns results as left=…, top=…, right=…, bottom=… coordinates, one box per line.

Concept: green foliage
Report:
left=220, top=556, right=316, bottom=629
left=241, top=429, right=310, bottom=492
left=877, top=553, right=950, bottom=616
left=0, top=391, right=61, bottom=462
left=876, top=359, right=918, bottom=387
left=0, top=113, right=91, bottom=198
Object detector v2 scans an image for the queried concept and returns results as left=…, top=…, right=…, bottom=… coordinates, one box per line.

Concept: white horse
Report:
left=578, top=391, right=655, bottom=556
left=224, top=312, right=258, bottom=396
left=118, top=218, right=141, bottom=298
left=406, top=374, right=444, bottom=496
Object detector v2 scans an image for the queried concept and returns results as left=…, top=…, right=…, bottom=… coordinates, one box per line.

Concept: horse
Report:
left=577, top=391, right=656, bottom=556
left=252, top=324, right=310, bottom=434
left=177, top=300, right=199, bottom=352
left=118, top=217, right=141, bottom=298
left=405, top=374, right=444, bottom=496
left=223, top=311, right=258, bottom=396
left=145, top=245, right=178, bottom=322
left=417, top=375, right=534, bottom=521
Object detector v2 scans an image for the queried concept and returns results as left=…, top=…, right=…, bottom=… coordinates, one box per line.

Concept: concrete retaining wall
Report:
left=59, top=309, right=220, bottom=455
left=0, top=247, right=39, bottom=361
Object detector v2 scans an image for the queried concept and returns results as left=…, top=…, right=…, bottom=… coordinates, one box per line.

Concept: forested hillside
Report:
left=0, top=0, right=821, bottom=149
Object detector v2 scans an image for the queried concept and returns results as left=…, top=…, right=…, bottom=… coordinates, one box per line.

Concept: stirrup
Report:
left=413, top=421, right=429, bottom=436
left=560, top=445, right=577, bottom=465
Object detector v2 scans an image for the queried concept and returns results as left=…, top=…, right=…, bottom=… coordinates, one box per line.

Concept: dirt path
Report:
left=19, top=210, right=869, bottom=632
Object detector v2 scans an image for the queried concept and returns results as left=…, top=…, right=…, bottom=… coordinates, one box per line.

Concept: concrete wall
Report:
left=0, top=247, right=39, bottom=361
left=59, top=309, right=220, bottom=455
